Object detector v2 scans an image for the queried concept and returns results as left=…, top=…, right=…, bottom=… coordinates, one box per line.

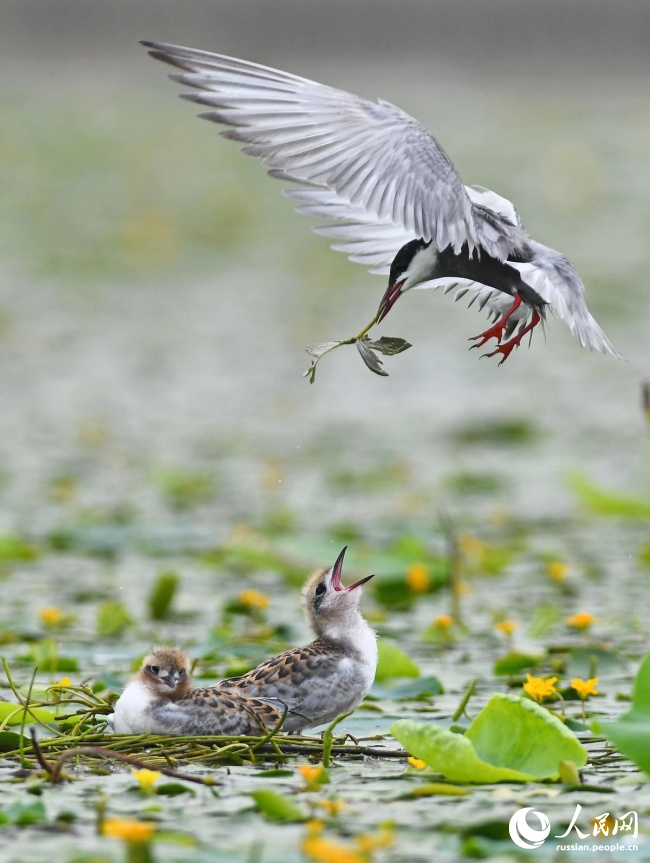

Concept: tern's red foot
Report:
left=469, top=320, right=510, bottom=349
left=481, top=309, right=542, bottom=365
left=482, top=340, right=519, bottom=365
left=469, top=293, right=523, bottom=348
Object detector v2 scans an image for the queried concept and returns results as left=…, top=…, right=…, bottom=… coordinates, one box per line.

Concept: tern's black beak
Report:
left=377, top=278, right=406, bottom=323
left=329, top=546, right=375, bottom=592
left=347, top=573, right=375, bottom=591
left=330, top=546, right=348, bottom=592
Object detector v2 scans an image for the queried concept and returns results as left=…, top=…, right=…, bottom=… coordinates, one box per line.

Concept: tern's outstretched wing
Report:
left=142, top=41, right=527, bottom=265
left=511, top=244, right=621, bottom=355
left=143, top=42, right=619, bottom=357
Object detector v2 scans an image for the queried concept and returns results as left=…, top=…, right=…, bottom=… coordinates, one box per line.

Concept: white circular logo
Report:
left=509, top=807, right=551, bottom=849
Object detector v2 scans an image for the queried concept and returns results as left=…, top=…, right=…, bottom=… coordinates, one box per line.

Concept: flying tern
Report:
left=142, top=41, right=619, bottom=374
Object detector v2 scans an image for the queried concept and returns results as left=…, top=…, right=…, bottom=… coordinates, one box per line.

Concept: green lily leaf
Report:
left=0, top=702, right=57, bottom=727
left=401, top=783, right=470, bottom=798
left=392, top=693, right=586, bottom=783
left=155, top=782, right=195, bottom=797
left=148, top=570, right=179, bottom=621
left=375, top=641, right=420, bottom=682
left=3, top=799, right=47, bottom=826
left=250, top=790, right=305, bottom=823
left=0, top=731, right=26, bottom=751
left=0, top=534, right=40, bottom=561
left=371, top=675, right=443, bottom=701
left=593, top=650, right=650, bottom=774
left=569, top=472, right=650, bottom=519
left=96, top=601, right=132, bottom=637
left=494, top=651, right=544, bottom=676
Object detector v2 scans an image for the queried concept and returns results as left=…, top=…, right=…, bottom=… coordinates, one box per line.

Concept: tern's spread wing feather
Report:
left=511, top=245, right=621, bottom=356
left=143, top=41, right=526, bottom=262
left=143, top=41, right=618, bottom=357
left=287, top=187, right=413, bottom=274
left=220, top=641, right=344, bottom=698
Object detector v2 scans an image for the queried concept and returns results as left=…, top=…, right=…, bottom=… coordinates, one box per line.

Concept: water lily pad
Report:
left=371, top=675, right=443, bottom=701
left=250, top=789, right=305, bottom=823
left=96, top=601, right=132, bottom=637
left=0, top=731, right=26, bottom=751
left=494, top=651, right=544, bottom=675
left=0, top=702, right=57, bottom=727
left=148, top=570, right=179, bottom=620
left=569, top=472, right=650, bottom=519
left=392, top=694, right=586, bottom=783
left=2, top=799, right=47, bottom=826
left=594, top=650, right=650, bottom=774
left=401, top=783, right=470, bottom=798
left=375, top=641, right=420, bottom=682
left=156, top=782, right=195, bottom=797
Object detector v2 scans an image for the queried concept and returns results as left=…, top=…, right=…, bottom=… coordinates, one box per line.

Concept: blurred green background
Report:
left=0, top=1, right=648, bottom=537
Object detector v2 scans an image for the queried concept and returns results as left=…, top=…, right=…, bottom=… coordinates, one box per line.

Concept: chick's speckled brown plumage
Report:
left=154, top=685, right=281, bottom=736
left=220, top=547, right=377, bottom=732
left=110, top=645, right=281, bottom=736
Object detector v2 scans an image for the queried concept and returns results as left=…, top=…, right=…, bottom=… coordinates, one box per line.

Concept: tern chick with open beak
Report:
left=220, top=547, right=376, bottom=732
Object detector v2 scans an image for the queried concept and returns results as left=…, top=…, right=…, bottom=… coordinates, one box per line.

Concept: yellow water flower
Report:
left=298, top=763, right=327, bottom=790
left=434, top=614, right=453, bottom=629
left=571, top=678, right=599, bottom=699
left=55, top=677, right=71, bottom=687
left=523, top=674, right=559, bottom=703
left=239, top=589, right=270, bottom=611
left=567, top=612, right=594, bottom=631
left=408, top=757, right=427, bottom=769
left=494, top=620, right=518, bottom=637
left=546, top=560, right=569, bottom=582
left=301, top=835, right=366, bottom=863
left=131, top=767, right=161, bottom=791
left=319, top=799, right=345, bottom=816
left=355, top=830, right=395, bottom=854
left=39, top=607, right=64, bottom=627
left=405, top=563, right=430, bottom=593
left=102, top=818, right=155, bottom=843
left=458, top=533, right=487, bottom=559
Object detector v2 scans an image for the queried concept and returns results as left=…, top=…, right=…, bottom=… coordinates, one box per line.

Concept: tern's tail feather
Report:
left=568, top=311, right=621, bottom=358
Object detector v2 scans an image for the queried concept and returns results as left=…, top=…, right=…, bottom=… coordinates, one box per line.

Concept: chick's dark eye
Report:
left=178, top=669, right=186, bottom=677
left=315, top=583, right=326, bottom=597
left=148, top=665, right=159, bottom=675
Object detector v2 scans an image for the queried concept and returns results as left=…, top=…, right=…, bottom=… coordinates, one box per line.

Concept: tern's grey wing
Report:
left=218, top=640, right=372, bottom=732
left=143, top=42, right=526, bottom=263
left=220, top=641, right=344, bottom=699
left=284, top=186, right=413, bottom=275
left=510, top=244, right=621, bottom=356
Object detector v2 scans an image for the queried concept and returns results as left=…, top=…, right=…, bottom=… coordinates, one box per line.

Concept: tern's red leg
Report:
left=482, top=310, right=542, bottom=365
left=469, top=293, right=522, bottom=348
